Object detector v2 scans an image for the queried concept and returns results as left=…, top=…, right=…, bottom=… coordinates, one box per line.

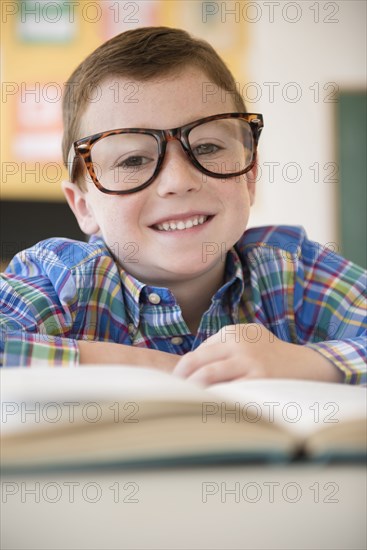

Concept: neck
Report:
left=159, top=262, right=225, bottom=334
left=119, top=257, right=227, bottom=335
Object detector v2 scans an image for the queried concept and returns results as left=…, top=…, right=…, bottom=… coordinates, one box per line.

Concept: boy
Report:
left=0, top=27, right=366, bottom=385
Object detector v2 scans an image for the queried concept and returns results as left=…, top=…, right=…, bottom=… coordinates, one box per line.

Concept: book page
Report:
left=1, top=367, right=297, bottom=468
left=0, top=366, right=208, bottom=436
left=0, top=365, right=205, bottom=402
left=2, top=368, right=366, bottom=441
left=207, top=379, right=367, bottom=439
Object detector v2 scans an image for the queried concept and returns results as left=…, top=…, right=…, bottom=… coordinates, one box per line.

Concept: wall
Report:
left=245, top=0, right=366, bottom=247
left=1, top=0, right=366, bottom=253
left=0, top=0, right=247, bottom=201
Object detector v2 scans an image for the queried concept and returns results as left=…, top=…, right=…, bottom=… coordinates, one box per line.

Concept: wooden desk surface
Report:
left=1, top=463, right=366, bottom=550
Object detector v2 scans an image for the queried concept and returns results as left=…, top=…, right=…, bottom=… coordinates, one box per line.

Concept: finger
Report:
left=172, top=343, right=229, bottom=378
left=187, top=359, right=250, bottom=387
left=201, top=331, right=223, bottom=345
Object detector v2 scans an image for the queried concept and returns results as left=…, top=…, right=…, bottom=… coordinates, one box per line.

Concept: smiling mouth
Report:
left=152, top=215, right=213, bottom=232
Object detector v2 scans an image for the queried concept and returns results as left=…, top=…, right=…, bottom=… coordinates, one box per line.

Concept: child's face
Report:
left=64, top=67, right=256, bottom=286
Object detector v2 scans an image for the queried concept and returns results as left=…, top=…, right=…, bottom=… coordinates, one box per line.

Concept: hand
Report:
left=173, top=324, right=344, bottom=386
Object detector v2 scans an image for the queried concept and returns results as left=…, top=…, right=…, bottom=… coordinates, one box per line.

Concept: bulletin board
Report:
left=0, top=0, right=249, bottom=202
left=337, top=91, right=367, bottom=268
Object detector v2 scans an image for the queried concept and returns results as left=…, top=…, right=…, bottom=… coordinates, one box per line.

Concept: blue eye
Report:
left=193, top=143, right=223, bottom=156
left=116, top=155, right=153, bottom=170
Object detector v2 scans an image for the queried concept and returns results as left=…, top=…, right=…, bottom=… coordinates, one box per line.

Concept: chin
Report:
left=162, top=258, right=221, bottom=278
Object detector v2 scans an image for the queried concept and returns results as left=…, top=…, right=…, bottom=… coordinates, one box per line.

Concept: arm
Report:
left=1, top=331, right=178, bottom=371
left=294, top=237, right=366, bottom=384
left=174, top=229, right=366, bottom=386
left=173, top=324, right=344, bottom=385
left=1, top=275, right=178, bottom=370
left=78, top=340, right=179, bottom=372
left=1, top=242, right=178, bottom=371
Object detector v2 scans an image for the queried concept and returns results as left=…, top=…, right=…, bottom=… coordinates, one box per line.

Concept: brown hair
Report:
left=62, top=26, right=246, bottom=183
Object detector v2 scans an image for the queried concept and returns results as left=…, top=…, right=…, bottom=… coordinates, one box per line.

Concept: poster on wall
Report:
left=16, top=0, right=77, bottom=43
left=13, top=82, right=63, bottom=162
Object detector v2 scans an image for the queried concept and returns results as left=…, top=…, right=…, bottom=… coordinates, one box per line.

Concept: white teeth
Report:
left=156, top=215, right=209, bottom=232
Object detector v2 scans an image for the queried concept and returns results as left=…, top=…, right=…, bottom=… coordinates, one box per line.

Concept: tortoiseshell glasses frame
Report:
left=68, top=112, right=264, bottom=195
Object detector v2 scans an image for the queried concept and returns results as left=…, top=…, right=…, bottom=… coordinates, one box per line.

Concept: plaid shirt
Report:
left=1, top=225, right=366, bottom=384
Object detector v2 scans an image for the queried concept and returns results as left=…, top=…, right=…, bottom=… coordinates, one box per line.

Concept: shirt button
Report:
left=170, top=336, right=183, bottom=345
left=148, top=292, right=161, bottom=305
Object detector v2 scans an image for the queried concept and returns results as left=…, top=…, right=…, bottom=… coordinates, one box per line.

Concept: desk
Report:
left=1, top=463, right=366, bottom=549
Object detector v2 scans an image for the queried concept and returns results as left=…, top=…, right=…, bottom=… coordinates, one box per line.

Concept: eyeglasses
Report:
left=68, top=112, right=264, bottom=195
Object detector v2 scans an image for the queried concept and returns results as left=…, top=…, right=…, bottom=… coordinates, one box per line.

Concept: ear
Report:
left=246, top=154, right=259, bottom=206
left=61, top=180, right=100, bottom=235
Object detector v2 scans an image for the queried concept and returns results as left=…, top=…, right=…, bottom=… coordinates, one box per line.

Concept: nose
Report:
left=154, top=140, right=203, bottom=197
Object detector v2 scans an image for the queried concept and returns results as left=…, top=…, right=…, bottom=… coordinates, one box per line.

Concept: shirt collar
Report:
left=89, top=235, right=245, bottom=325
left=212, top=245, right=245, bottom=307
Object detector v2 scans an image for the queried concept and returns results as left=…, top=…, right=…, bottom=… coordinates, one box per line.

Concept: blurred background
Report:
left=1, top=0, right=366, bottom=268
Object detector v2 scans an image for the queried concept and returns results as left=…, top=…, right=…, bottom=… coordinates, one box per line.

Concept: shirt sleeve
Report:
left=306, top=338, right=366, bottom=385
left=0, top=246, right=81, bottom=367
left=1, top=331, right=79, bottom=367
left=295, top=236, right=367, bottom=385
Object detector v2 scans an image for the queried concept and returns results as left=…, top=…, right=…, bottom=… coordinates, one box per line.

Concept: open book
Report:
left=1, top=366, right=366, bottom=471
